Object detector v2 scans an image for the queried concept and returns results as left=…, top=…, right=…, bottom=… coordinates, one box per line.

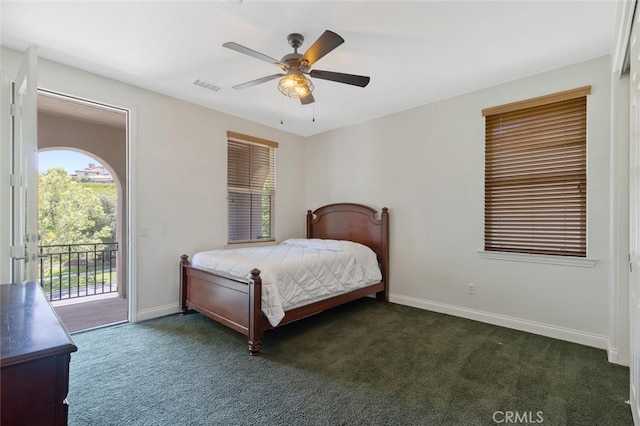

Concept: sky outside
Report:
left=38, top=150, right=102, bottom=174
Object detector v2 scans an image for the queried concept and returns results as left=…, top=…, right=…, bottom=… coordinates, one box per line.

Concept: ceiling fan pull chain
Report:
left=280, top=98, right=284, bottom=125
left=313, top=103, right=315, bottom=122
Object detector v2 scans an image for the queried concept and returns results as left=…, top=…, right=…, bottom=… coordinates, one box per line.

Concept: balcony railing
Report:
left=38, top=242, right=118, bottom=302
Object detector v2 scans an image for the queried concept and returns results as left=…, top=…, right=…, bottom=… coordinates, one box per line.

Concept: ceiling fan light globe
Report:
left=283, top=76, right=297, bottom=88
left=278, top=74, right=314, bottom=99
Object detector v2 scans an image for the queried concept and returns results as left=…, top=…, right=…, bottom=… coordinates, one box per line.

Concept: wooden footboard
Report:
left=180, top=255, right=264, bottom=354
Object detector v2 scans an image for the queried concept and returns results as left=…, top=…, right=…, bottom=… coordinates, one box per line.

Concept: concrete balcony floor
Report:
left=52, top=293, right=127, bottom=333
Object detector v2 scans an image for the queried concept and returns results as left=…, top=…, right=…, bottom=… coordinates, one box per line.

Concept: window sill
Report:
left=225, top=240, right=276, bottom=248
left=477, top=250, right=597, bottom=268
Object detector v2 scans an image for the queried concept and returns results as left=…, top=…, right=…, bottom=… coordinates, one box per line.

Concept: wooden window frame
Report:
left=482, top=86, right=590, bottom=258
left=227, top=131, right=278, bottom=244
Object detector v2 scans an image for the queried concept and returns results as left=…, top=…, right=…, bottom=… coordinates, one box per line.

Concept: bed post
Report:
left=377, top=207, right=390, bottom=302
left=179, top=254, right=189, bottom=314
left=248, top=268, right=264, bottom=355
left=306, top=209, right=313, bottom=238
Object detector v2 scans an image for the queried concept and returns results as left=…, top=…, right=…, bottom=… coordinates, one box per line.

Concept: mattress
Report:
left=190, top=238, right=382, bottom=326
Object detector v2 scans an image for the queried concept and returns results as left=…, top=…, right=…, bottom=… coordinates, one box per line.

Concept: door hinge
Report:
left=9, top=103, right=17, bottom=116
left=9, top=174, right=24, bottom=187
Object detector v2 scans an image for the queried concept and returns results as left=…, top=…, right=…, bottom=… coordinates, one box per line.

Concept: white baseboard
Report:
left=390, top=293, right=609, bottom=351
left=135, top=303, right=179, bottom=322
left=608, top=347, right=620, bottom=364
left=131, top=296, right=614, bottom=361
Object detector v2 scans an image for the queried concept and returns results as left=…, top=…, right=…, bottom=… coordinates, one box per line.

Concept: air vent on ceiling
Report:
left=193, top=79, right=221, bottom=92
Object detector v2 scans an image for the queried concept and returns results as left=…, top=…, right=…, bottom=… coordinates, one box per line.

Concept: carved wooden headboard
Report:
left=306, top=203, right=389, bottom=286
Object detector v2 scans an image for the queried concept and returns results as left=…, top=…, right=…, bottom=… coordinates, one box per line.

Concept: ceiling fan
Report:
left=223, top=30, right=370, bottom=105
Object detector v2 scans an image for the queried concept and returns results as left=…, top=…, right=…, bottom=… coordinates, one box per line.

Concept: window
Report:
left=482, top=86, right=590, bottom=257
left=226, top=131, right=277, bottom=243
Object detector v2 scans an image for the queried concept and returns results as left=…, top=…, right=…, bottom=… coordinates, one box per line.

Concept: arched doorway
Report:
left=37, top=92, right=129, bottom=332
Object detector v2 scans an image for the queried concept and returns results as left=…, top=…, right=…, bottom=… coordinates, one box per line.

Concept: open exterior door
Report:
left=1, top=46, right=38, bottom=283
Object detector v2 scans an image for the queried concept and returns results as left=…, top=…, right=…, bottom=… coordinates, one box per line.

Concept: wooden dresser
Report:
left=1, top=282, right=77, bottom=426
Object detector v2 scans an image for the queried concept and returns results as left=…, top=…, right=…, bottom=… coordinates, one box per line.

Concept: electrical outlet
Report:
left=468, top=283, right=476, bottom=295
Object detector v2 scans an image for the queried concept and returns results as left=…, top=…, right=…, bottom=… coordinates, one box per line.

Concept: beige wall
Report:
left=305, top=55, right=617, bottom=354
left=38, top=112, right=126, bottom=186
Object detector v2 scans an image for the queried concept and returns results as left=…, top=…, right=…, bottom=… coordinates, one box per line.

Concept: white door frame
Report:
left=35, top=88, right=136, bottom=323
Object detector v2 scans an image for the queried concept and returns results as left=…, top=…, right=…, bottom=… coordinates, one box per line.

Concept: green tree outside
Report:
left=38, top=167, right=115, bottom=248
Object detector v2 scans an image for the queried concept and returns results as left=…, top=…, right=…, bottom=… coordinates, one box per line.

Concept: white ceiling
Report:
left=1, top=0, right=619, bottom=137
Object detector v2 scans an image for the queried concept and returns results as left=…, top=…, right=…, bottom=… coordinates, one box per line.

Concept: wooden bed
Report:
left=179, top=203, right=389, bottom=355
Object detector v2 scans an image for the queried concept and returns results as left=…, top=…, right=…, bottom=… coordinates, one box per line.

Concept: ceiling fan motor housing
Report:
left=281, top=52, right=304, bottom=70
left=285, top=33, right=307, bottom=69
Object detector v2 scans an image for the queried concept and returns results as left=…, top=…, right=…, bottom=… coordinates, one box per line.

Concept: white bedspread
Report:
left=190, top=238, right=382, bottom=326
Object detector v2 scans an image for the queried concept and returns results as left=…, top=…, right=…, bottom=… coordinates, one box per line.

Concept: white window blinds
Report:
left=227, top=131, right=277, bottom=243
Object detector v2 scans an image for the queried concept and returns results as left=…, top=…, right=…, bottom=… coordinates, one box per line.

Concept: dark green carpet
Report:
left=68, top=299, right=632, bottom=425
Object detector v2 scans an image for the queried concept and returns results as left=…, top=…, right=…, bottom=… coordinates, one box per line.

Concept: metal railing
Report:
left=38, top=242, right=118, bottom=301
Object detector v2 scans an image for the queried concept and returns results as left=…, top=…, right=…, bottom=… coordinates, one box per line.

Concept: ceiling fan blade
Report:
left=300, top=93, right=315, bottom=105
left=223, top=42, right=287, bottom=70
left=309, top=69, right=370, bottom=87
left=232, top=74, right=284, bottom=90
left=300, top=30, right=344, bottom=68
